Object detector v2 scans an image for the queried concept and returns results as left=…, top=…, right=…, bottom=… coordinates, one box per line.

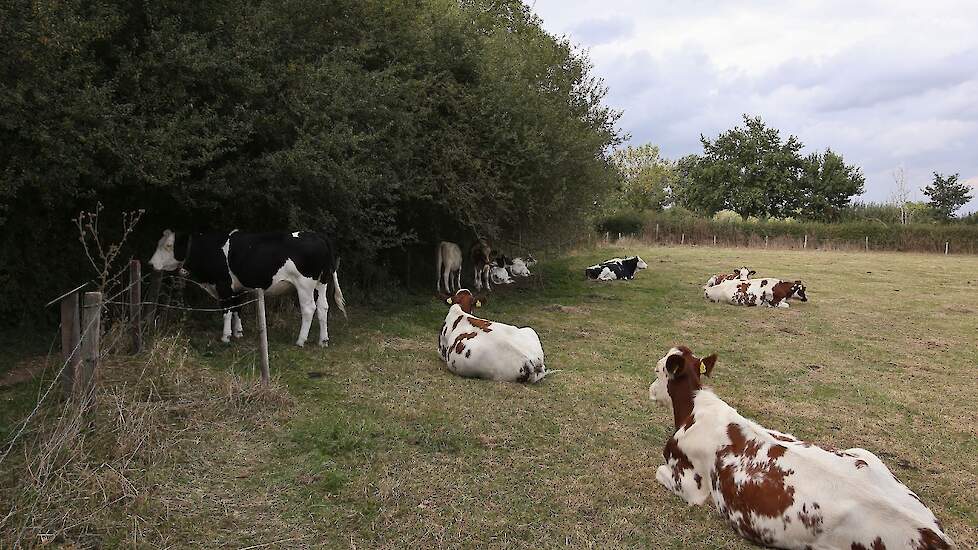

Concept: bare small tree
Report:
left=74, top=202, right=145, bottom=293
left=889, top=166, right=911, bottom=224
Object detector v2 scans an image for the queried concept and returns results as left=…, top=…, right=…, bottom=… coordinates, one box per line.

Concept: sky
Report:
left=530, top=0, right=978, bottom=214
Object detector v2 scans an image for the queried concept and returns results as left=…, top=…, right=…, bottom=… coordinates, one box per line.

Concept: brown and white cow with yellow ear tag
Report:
left=649, top=346, right=952, bottom=550
left=437, top=289, right=550, bottom=383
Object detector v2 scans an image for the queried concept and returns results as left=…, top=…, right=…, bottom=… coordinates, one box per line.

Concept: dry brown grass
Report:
left=0, top=334, right=294, bottom=548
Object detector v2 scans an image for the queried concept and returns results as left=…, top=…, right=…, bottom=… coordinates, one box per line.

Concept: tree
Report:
left=889, top=166, right=911, bottom=224
left=610, top=143, right=674, bottom=211
left=671, top=115, right=863, bottom=220
left=0, top=0, right=624, bottom=324
left=798, top=148, right=865, bottom=221
left=923, top=172, right=973, bottom=220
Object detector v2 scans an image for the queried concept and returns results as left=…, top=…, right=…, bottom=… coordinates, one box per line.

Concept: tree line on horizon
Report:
left=608, top=115, right=974, bottom=224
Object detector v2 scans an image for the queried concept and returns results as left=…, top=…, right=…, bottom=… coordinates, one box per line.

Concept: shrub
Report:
left=712, top=210, right=743, bottom=223
left=595, top=210, right=645, bottom=236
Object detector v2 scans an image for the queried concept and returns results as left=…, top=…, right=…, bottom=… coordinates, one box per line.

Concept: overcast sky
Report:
left=531, top=0, right=978, bottom=214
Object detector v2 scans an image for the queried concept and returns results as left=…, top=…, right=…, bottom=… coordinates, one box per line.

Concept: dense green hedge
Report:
left=0, top=0, right=622, bottom=325
left=602, top=211, right=978, bottom=254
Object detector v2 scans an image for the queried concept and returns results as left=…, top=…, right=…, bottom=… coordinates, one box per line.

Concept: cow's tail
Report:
left=435, top=245, right=443, bottom=293
left=324, top=256, right=347, bottom=320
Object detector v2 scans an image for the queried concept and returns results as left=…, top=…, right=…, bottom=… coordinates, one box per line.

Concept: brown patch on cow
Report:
left=854, top=459, right=868, bottom=469
left=714, top=424, right=796, bottom=544
left=451, top=315, right=464, bottom=331
left=797, top=502, right=823, bottom=536
left=664, top=436, right=695, bottom=489
left=767, top=430, right=798, bottom=443
left=914, top=528, right=951, bottom=550
left=450, top=290, right=479, bottom=314
left=769, top=281, right=794, bottom=306
left=694, top=473, right=702, bottom=490
left=467, top=316, right=493, bottom=332
left=451, top=331, right=478, bottom=355
left=737, top=282, right=750, bottom=293
left=761, top=279, right=769, bottom=287
left=851, top=538, right=887, bottom=550
left=465, top=349, right=471, bottom=358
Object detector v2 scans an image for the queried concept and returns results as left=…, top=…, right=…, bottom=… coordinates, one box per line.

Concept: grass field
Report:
left=2, top=244, right=977, bottom=548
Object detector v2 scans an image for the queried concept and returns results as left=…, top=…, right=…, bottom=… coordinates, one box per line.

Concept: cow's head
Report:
left=494, top=254, right=512, bottom=268
left=523, top=255, right=537, bottom=266
left=734, top=266, right=755, bottom=280
left=445, top=289, right=484, bottom=314
left=649, top=346, right=717, bottom=415
left=790, top=280, right=808, bottom=301
left=634, top=256, right=648, bottom=270
left=149, top=230, right=189, bottom=272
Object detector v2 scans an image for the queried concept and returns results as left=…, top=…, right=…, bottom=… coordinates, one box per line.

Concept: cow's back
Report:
left=228, top=231, right=334, bottom=290
left=711, top=421, right=951, bottom=549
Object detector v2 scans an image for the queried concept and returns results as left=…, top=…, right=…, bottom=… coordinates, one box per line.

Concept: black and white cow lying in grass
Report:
left=149, top=230, right=346, bottom=346
left=704, top=278, right=807, bottom=308
left=585, top=256, right=648, bottom=281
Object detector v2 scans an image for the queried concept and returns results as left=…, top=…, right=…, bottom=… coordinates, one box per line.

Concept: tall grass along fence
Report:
left=1, top=259, right=290, bottom=546
left=598, top=212, right=978, bottom=255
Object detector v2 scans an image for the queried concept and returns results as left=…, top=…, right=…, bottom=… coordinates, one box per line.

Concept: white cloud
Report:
left=531, top=0, right=978, bottom=214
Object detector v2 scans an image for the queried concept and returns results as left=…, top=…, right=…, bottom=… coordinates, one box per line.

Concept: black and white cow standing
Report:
left=149, top=230, right=346, bottom=346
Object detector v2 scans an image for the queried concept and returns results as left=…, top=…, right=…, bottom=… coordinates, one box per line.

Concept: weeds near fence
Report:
left=0, top=334, right=293, bottom=547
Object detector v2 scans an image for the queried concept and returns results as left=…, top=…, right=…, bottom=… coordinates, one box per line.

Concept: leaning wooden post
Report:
left=60, top=292, right=81, bottom=399
left=79, top=292, right=102, bottom=402
left=256, top=289, right=270, bottom=386
left=129, top=260, right=142, bottom=353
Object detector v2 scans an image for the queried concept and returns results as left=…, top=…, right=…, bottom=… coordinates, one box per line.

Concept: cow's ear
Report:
left=748, top=270, right=756, bottom=278
left=665, top=353, right=685, bottom=378
left=700, top=354, right=718, bottom=377
left=163, top=229, right=173, bottom=237
left=445, top=296, right=453, bottom=305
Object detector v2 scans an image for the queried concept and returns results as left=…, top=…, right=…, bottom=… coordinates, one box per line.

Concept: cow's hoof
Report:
left=234, top=331, right=244, bottom=338
left=296, top=340, right=306, bottom=347
left=319, top=340, right=329, bottom=348
left=221, top=336, right=231, bottom=344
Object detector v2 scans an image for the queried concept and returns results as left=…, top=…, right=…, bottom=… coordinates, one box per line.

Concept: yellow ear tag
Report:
left=475, top=300, right=482, bottom=307
left=446, top=297, right=453, bottom=304
left=699, top=363, right=707, bottom=374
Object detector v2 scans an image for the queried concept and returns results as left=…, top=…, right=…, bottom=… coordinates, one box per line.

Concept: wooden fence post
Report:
left=945, top=241, right=949, bottom=255
left=655, top=224, right=659, bottom=242
left=681, top=233, right=685, bottom=245
left=765, top=235, right=769, bottom=249
left=865, top=236, right=869, bottom=252
left=256, top=289, right=270, bottom=386
left=713, top=235, right=716, bottom=246
left=60, top=293, right=81, bottom=399
left=79, top=292, right=102, bottom=402
left=803, top=234, right=808, bottom=249
left=618, top=232, right=622, bottom=241
left=129, top=260, right=142, bottom=353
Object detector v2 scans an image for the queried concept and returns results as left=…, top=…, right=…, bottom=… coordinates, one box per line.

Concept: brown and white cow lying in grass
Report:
left=704, top=278, right=807, bottom=308
left=648, top=346, right=952, bottom=550
left=705, top=266, right=755, bottom=287
left=438, top=289, right=550, bottom=383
